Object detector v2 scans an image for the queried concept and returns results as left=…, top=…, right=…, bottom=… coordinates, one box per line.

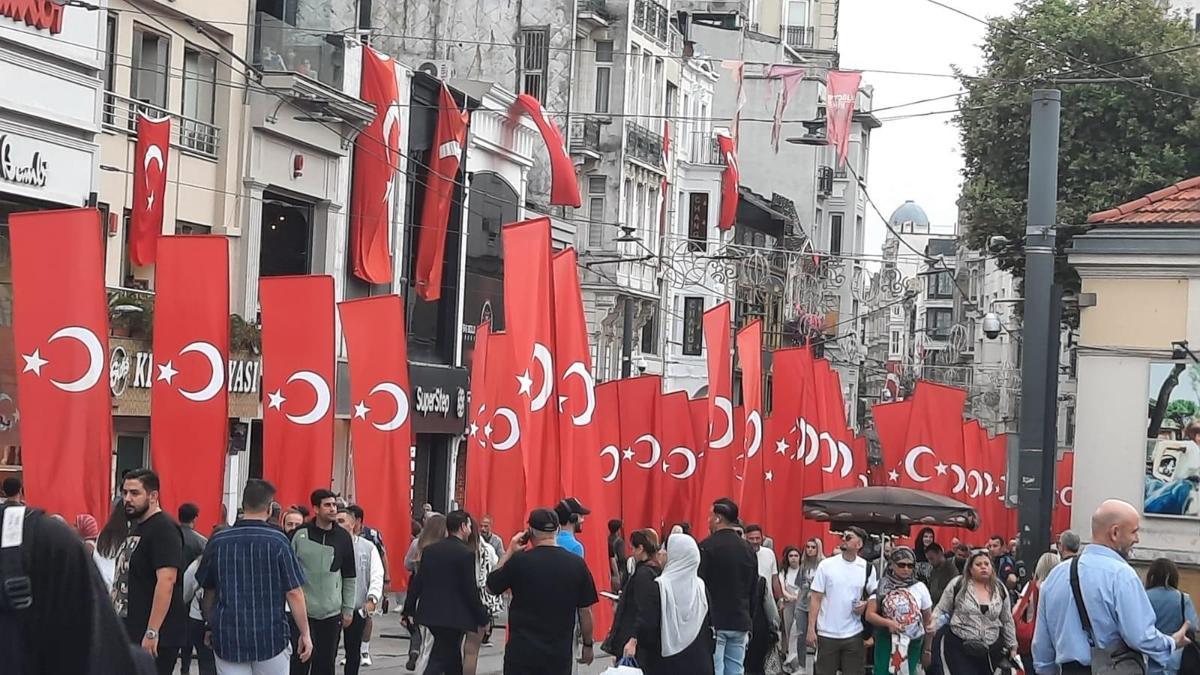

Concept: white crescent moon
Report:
left=664, top=446, right=697, bottom=479
left=745, top=411, right=762, bottom=459
left=950, top=464, right=967, bottom=494
left=382, top=104, right=401, bottom=167
left=177, top=341, right=225, bottom=402
left=634, top=433, right=662, bottom=470
left=983, top=472, right=995, bottom=496
left=600, top=445, right=621, bottom=483
left=837, top=441, right=853, bottom=479
left=562, top=361, right=595, bottom=425
left=858, top=474, right=869, bottom=487
left=47, top=326, right=104, bottom=393
left=491, top=407, right=520, bottom=451
left=800, top=418, right=820, bottom=465
left=1060, top=486, right=1073, bottom=507
left=820, top=432, right=840, bottom=474
left=710, top=396, right=734, bottom=449
left=369, top=381, right=409, bottom=432
left=530, top=343, right=554, bottom=412
left=903, top=445, right=935, bottom=483
left=144, top=144, right=164, bottom=175
left=284, top=371, right=331, bottom=425
left=967, top=470, right=983, bottom=499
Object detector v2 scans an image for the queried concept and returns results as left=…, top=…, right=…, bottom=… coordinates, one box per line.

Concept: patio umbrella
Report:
left=803, top=485, right=978, bottom=536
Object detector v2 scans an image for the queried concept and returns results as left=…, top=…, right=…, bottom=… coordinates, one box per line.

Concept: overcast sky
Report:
left=838, top=0, right=1019, bottom=255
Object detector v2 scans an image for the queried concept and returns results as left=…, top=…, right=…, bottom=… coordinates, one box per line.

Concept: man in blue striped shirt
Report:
left=197, top=479, right=313, bottom=674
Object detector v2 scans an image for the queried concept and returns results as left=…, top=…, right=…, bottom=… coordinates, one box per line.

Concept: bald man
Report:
left=1032, top=499, right=1190, bottom=674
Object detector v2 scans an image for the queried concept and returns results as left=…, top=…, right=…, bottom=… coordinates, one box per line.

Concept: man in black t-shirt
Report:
left=111, top=469, right=187, bottom=675
left=486, top=508, right=599, bottom=675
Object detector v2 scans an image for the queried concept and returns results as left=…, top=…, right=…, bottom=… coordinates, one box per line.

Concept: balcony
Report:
left=633, top=0, right=669, bottom=44
left=683, top=131, right=724, bottom=165
left=253, top=12, right=345, bottom=91
left=570, top=117, right=602, bottom=159
left=102, top=92, right=221, bottom=159
left=785, top=24, right=815, bottom=49
left=578, top=0, right=614, bottom=28
left=625, top=120, right=664, bottom=170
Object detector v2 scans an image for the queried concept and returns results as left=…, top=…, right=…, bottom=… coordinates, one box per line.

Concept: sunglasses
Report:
left=894, top=562, right=915, bottom=569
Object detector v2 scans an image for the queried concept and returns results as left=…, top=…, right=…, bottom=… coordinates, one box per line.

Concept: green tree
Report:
left=957, top=0, right=1200, bottom=285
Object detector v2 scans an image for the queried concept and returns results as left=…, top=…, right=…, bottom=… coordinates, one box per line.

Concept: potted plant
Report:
left=108, top=290, right=154, bottom=339
left=230, top=314, right=262, bottom=355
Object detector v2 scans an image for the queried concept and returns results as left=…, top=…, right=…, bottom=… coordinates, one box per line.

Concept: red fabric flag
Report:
left=415, top=83, right=469, bottom=301
left=659, top=120, right=671, bottom=236
left=151, top=236, right=228, bottom=535
left=466, top=330, right=527, bottom=541
left=659, top=391, right=700, bottom=530
left=553, top=248, right=596, bottom=496
left=465, top=322, right=493, bottom=521
left=617, top=375, right=662, bottom=531
left=826, top=70, right=862, bottom=168
left=762, top=348, right=808, bottom=550
left=129, top=114, right=170, bottom=266
left=985, top=433, right=1016, bottom=540
left=895, top=381, right=967, bottom=496
left=10, top=208, right=111, bottom=520
left=687, top=397, right=709, bottom=530
left=350, top=47, right=400, bottom=284
left=873, top=400, right=913, bottom=485
left=339, top=295, right=414, bottom=588
left=699, top=302, right=736, bottom=517
left=814, top=361, right=856, bottom=491
left=260, top=276, right=336, bottom=512
left=716, top=132, right=739, bottom=230
left=787, top=348, right=826, bottom=502
left=502, top=217, right=560, bottom=511
left=506, top=94, right=581, bottom=207
left=595, top=381, right=624, bottom=529
left=735, top=320, right=763, bottom=510
left=1053, top=452, right=1074, bottom=539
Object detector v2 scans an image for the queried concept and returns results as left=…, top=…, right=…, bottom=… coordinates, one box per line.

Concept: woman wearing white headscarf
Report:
left=622, top=533, right=715, bottom=675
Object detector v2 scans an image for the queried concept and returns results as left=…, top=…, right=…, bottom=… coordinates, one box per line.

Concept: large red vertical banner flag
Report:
left=826, top=70, right=862, bottom=168
left=465, top=322, right=493, bottom=521
left=762, top=348, right=805, bottom=549
left=1053, top=452, right=1074, bottom=538
left=11, top=208, right=111, bottom=520
left=260, top=276, right=336, bottom=512
left=895, top=381, right=967, bottom=495
left=465, top=330, right=526, bottom=540
left=350, top=46, right=400, bottom=284
left=151, top=236, right=228, bottom=535
left=129, top=114, right=171, bottom=266
left=699, top=302, right=735, bottom=517
left=506, top=95, right=581, bottom=207
left=414, top=83, right=469, bottom=301
left=716, top=133, right=739, bottom=230
left=502, top=217, right=560, bottom=511
left=616, top=376, right=661, bottom=530
left=735, top=320, right=763, bottom=513
left=553, top=248, right=596, bottom=495
left=873, top=400, right=912, bottom=485
left=659, top=392, right=699, bottom=530
left=339, top=295, right=413, bottom=586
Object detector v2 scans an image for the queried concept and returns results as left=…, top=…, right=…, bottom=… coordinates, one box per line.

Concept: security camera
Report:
left=982, top=312, right=1002, bottom=339
left=636, top=356, right=649, bottom=374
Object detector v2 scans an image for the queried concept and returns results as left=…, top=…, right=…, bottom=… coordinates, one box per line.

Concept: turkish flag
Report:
left=10, top=208, right=111, bottom=520
left=465, top=322, right=493, bottom=522
left=339, top=295, right=413, bottom=587
left=414, top=83, right=469, bottom=301
left=129, top=114, right=170, bottom=266
left=659, top=391, right=700, bottom=530
left=1053, top=451, right=1074, bottom=539
left=350, top=46, right=400, bottom=284
left=260, top=276, right=336, bottom=512
left=659, top=120, right=670, bottom=236
left=594, top=381, right=624, bottom=531
left=716, top=132, right=738, bottom=230
left=889, top=381, right=967, bottom=497
left=986, top=432, right=1016, bottom=539
left=151, top=236, right=229, bottom=536
left=553, top=248, right=596, bottom=496
left=814, top=361, right=856, bottom=491
left=507, top=95, right=581, bottom=207
left=762, top=348, right=808, bottom=550
left=465, top=329, right=526, bottom=541
left=735, top=320, right=763, bottom=512
left=687, top=396, right=709, bottom=530
left=617, top=376, right=662, bottom=531
left=873, top=400, right=913, bottom=485
left=698, top=302, right=736, bottom=518
left=826, top=70, right=862, bottom=168
left=502, top=217, right=560, bottom=511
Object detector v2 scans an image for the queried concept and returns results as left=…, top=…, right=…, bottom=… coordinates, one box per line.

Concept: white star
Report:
left=267, top=389, right=286, bottom=410
left=353, top=401, right=371, bottom=420
left=935, top=462, right=948, bottom=476
left=888, top=469, right=900, bottom=482
left=775, top=438, right=789, bottom=455
left=484, top=422, right=494, bottom=438
left=622, top=447, right=635, bottom=461
left=468, top=422, right=479, bottom=437
left=765, top=470, right=774, bottom=482
left=516, top=370, right=533, bottom=396
left=147, top=192, right=155, bottom=211
left=21, top=349, right=47, bottom=376
left=558, top=395, right=568, bottom=413
left=156, top=361, right=178, bottom=385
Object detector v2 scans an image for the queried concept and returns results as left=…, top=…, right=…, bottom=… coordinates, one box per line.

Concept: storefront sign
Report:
left=0, top=135, right=48, bottom=188
left=107, top=338, right=263, bottom=419
left=0, top=0, right=64, bottom=34
left=409, top=363, right=468, bottom=435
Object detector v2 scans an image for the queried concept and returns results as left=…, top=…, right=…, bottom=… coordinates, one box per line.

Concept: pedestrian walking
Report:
left=2, top=475, right=22, bottom=504
left=111, top=469, right=188, bottom=675
left=745, top=572, right=782, bottom=675
left=1145, top=557, right=1200, bottom=675
left=608, top=519, right=628, bottom=592
left=463, top=522, right=505, bottom=675
left=624, top=533, right=715, bottom=675
left=196, top=479, right=313, bottom=675
left=806, top=526, right=876, bottom=675
left=1058, top=530, right=1081, bottom=562
left=486, top=508, right=599, bottom=675
left=865, top=546, right=932, bottom=675
left=290, top=489, right=357, bottom=675
left=479, top=515, right=504, bottom=560
left=405, top=514, right=445, bottom=671
left=554, top=497, right=590, bottom=557
left=402, top=509, right=488, bottom=675
left=925, top=543, right=959, bottom=606
left=930, top=549, right=1018, bottom=674
left=780, top=538, right=823, bottom=671
left=1035, top=499, right=1191, bottom=674
left=354, top=508, right=389, bottom=665
left=180, top=542, right=217, bottom=675
left=745, top=524, right=783, bottom=601
left=698, top=497, right=758, bottom=675
left=914, top=528, right=937, bottom=582
left=283, top=508, right=306, bottom=534
left=1013, top=552, right=1060, bottom=675
left=605, top=529, right=663, bottom=665
left=179, top=502, right=208, bottom=569
left=335, top=506, right=384, bottom=675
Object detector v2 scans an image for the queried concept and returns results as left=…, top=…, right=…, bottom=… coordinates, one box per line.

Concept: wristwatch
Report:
left=144, top=629, right=159, bottom=640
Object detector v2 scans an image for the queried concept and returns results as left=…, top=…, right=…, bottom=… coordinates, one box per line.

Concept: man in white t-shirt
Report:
left=806, top=526, right=877, bottom=675
left=744, top=524, right=783, bottom=602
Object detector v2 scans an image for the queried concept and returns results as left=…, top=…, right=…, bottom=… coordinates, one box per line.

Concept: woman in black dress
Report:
left=602, top=529, right=661, bottom=665
left=623, top=533, right=715, bottom=675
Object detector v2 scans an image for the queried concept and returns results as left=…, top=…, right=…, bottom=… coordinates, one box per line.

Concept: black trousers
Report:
left=341, top=612, right=366, bottom=675
left=291, top=615, right=343, bottom=675
left=152, top=646, right=181, bottom=675
left=182, top=618, right=216, bottom=675
left=424, top=626, right=465, bottom=675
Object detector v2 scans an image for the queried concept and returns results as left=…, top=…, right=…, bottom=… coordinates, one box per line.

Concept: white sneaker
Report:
left=338, top=656, right=346, bottom=666
left=360, top=653, right=372, bottom=667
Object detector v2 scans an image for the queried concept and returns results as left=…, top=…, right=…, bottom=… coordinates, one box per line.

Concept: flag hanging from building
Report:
left=826, top=70, right=862, bottom=168
left=151, top=236, right=229, bottom=536
left=10, top=208, right=111, bottom=520
left=260, top=275, right=336, bottom=512
left=766, top=65, right=807, bottom=153
left=350, top=46, right=400, bottom=284
left=735, top=320, right=763, bottom=507
left=129, top=114, right=171, bottom=266
left=414, top=83, right=469, bottom=301
left=716, top=132, right=738, bottom=230
left=507, top=94, right=581, bottom=207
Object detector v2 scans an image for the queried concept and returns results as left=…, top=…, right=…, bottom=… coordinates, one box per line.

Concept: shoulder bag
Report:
left=1178, top=592, right=1200, bottom=675
left=1069, top=555, right=1146, bottom=675
left=861, top=560, right=877, bottom=640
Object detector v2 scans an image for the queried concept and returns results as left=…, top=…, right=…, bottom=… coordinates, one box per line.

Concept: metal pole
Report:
left=622, top=296, right=634, bottom=378
left=1017, top=90, right=1061, bottom=575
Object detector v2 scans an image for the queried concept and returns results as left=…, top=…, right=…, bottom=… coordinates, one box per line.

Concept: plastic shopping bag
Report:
left=601, top=656, right=644, bottom=675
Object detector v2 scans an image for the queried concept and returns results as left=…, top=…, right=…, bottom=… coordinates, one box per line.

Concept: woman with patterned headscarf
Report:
left=865, top=545, right=934, bottom=675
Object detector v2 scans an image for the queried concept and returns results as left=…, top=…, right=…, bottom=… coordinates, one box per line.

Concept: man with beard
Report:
left=111, top=469, right=187, bottom=675
left=554, top=498, right=590, bottom=558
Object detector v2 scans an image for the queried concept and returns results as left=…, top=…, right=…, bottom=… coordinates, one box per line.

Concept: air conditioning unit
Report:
left=417, top=60, right=453, bottom=80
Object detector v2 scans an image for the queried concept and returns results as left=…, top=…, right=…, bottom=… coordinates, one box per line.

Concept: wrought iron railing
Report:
left=626, top=120, right=664, bottom=169
left=683, top=131, right=724, bottom=165
left=785, top=24, right=815, bottom=49
left=632, top=0, right=669, bottom=43
left=253, top=12, right=345, bottom=90
left=102, top=92, right=221, bottom=159
left=570, top=117, right=601, bottom=155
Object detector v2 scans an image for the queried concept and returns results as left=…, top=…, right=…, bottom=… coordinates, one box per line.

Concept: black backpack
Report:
left=0, top=504, right=35, bottom=673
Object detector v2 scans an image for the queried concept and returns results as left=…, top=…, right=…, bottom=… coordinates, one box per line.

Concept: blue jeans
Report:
left=714, top=630, right=749, bottom=675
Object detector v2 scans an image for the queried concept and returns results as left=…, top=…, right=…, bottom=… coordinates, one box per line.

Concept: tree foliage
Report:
left=957, top=0, right=1200, bottom=284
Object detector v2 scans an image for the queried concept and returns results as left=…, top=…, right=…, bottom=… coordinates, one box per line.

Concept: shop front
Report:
left=408, top=364, right=468, bottom=515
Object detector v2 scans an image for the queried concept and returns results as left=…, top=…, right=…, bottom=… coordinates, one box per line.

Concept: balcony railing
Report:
left=102, top=92, right=221, bottom=159
left=570, top=117, right=602, bottom=155
left=253, top=12, right=345, bottom=91
left=626, top=120, right=664, bottom=169
left=683, top=131, right=724, bottom=165
left=633, top=0, right=669, bottom=43
left=785, top=24, right=815, bottom=49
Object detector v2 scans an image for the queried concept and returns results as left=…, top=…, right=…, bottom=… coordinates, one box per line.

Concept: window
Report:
left=928, top=307, right=953, bottom=340
left=103, top=14, right=117, bottom=125
left=653, top=58, right=664, bottom=116
left=259, top=192, right=314, bottom=277
left=687, top=192, right=709, bottom=252
left=927, top=271, right=954, bottom=299
left=627, top=46, right=640, bottom=114
left=594, top=40, right=612, bottom=114
left=587, top=176, right=608, bottom=249
left=788, top=0, right=810, bottom=25
left=131, top=26, right=169, bottom=109
left=889, top=330, right=901, bottom=357
left=182, top=47, right=218, bottom=155
left=829, top=213, right=843, bottom=256
left=175, top=221, right=212, bottom=235
left=641, top=312, right=657, bottom=355
left=520, top=27, right=549, bottom=101
left=683, top=297, right=704, bottom=355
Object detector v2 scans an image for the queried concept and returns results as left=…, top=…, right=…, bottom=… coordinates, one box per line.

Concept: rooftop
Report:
left=1087, top=176, right=1200, bottom=226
